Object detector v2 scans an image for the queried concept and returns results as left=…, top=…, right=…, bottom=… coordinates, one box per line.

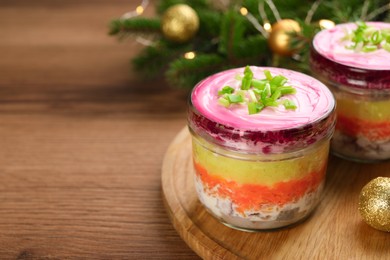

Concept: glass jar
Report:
left=188, top=67, right=335, bottom=231
left=311, top=22, right=390, bottom=162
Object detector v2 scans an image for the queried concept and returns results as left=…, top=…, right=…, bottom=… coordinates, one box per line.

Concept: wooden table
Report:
left=0, top=1, right=199, bottom=258
left=1, top=1, right=389, bottom=259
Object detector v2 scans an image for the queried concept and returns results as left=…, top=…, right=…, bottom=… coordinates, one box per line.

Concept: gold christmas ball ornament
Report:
left=359, top=177, right=390, bottom=232
left=161, top=4, right=199, bottom=43
left=268, top=19, right=301, bottom=56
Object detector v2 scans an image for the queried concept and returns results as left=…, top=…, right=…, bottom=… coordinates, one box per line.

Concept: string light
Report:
left=360, top=0, right=370, bottom=20
left=121, top=0, right=149, bottom=20
left=136, top=5, right=145, bottom=15
left=366, top=3, right=390, bottom=21
left=240, top=7, right=248, bottom=16
left=265, top=0, right=281, bottom=21
left=305, top=0, right=322, bottom=24
left=264, top=22, right=272, bottom=32
left=136, top=36, right=155, bottom=46
left=242, top=5, right=269, bottom=38
left=318, top=19, right=335, bottom=30
left=120, top=0, right=154, bottom=47
left=184, top=51, right=196, bottom=59
left=244, top=12, right=269, bottom=38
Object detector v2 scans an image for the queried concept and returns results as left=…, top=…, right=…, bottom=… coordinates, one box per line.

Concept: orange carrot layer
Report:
left=194, top=161, right=325, bottom=214
left=336, top=114, right=390, bottom=141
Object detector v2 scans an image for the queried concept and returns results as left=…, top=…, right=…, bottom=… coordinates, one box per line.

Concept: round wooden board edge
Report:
left=161, top=127, right=240, bottom=260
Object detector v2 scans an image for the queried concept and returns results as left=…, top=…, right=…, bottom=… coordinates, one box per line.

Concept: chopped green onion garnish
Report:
left=265, top=83, right=271, bottom=96
left=241, top=66, right=253, bottom=90
left=252, top=79, right=266, bottom=90
left=248, top=102, right=258, bottom=114
left=283, top=99, right=297, bottom=110
left=356, top=21, right=367, bottom=28
left=363, top=45, right=378, bottom=52
left=370, top=31, right=382, bottom=44
left=236, top=90, right=246, bottom=100
left=217, top=67, right=298, bottom=114
left=264, top=70, right=273, bottom=81
left=279, top=86, right=297, bottom=95
left=261, top=86, right=269, bottom=102
left=253, top=88, right=262, bottom=95
left=227, top=94, right=243, bottom=103
left=270, top=75, right=287, bottom=87
left=264, top=98, right=278, bottom=107
left=271, top=89, right=281, bottom=101
left=248, top=90, right=258, bottom=102
left=364, top=27, right=377, bottom=38
left=345, top=22, right=390, bottom=53
left=256, top=103, right=265, bottom=111
left=248, top=102, right=264, bottom=114
left=218, top=97, right=230, bottom=107
left=383, top=42, right=390, bottom=52
left=218, top=86, right=234, bottom=96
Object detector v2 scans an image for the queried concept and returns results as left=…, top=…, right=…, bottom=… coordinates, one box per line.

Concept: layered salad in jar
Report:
left=188, top=66, right=335, bottom=230
left=311, top=22, right=390, bottom=161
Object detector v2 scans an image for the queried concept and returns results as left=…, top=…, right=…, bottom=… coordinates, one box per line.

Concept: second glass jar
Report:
left=311, top=22, right=390, bottom=162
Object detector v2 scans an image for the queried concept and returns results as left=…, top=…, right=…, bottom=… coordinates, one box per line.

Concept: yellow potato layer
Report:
left=192, top=139, right=329, bottom=186
left=336, top=97, right=390, bottom=121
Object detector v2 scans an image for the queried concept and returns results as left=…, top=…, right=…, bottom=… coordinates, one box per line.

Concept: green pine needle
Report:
left=109, top=0, right=390, bottom=89
left=165, top=54, right=226, bottom=89
left=219, top=10, right=246, bottom=58
left=132, top=40, right=191, bottom=77
left=109, top=18, right=161, bottom=36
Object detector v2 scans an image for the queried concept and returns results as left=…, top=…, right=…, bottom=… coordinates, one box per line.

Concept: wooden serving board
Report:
left=162, top=127, right=390, bottom=259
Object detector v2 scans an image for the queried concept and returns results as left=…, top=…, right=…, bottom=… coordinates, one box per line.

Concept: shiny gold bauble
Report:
left=161, top=4, right=199, bottom=43
left=268, top=19, right=301, bottom=56
left=359, top=177, right=390, bottom=232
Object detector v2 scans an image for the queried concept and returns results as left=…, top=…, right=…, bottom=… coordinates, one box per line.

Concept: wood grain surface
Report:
left=0, top=1, right=200, bottom=259
left=162, top=128, right=390, bottom=260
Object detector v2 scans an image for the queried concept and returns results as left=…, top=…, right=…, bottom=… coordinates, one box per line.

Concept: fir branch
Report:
left=165, top=54, right=226, bottom=88
left=197, top=9, right=223, bottom=37
left=386, top=11, right=390, bottom=22
left=132, top=40, right=191, bottom=78
left=322, top=0, right=389, bottom=23
left=156, top=0, right=183, bottom=14
left=233, top=34, right=269, bottom=58
left=289, top=20, right=319, bottom=51
left=110, top=0, right=390, bottom=90
left=219, top=10, right=246, bottom=59
left=109, top=18, right=161, bottom=36
left=243, top=0, right=263, bottom=15
left=156, top=0, right=210, bottom=15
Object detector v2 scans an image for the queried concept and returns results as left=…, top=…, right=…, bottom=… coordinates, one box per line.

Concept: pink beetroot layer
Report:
left=310, top=48, right=390, bottom=90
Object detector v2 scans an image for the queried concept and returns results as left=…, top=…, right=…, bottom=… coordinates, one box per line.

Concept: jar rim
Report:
left=188, top=66, right=336, bottom=154
left=312, top=22, right=390, bottom=71
left=310, top=21, right=390, bottom=90
left=191, top=66, right=335, bottom=132
left=310, top=47, right=390, bottom=90
left=188, top=97, right=336, bottom=154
